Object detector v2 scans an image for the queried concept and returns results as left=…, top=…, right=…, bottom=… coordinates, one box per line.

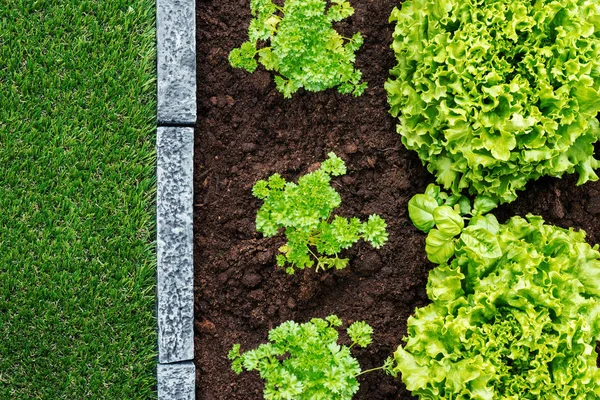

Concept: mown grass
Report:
left=0, top=1, right=157, bottom=398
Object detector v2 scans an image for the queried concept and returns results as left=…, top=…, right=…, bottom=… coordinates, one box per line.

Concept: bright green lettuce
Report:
left=253, top=153, right=388, bottom=274
left=230, top=0, right=367, bottom=97
left=398, top=186, right=600, bottom=398
left=386, top=0, right=600, bottom=203
left=229, top=316, right=394, bottom=399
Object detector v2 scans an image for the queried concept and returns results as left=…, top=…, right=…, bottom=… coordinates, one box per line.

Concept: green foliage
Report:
left=346, top=321, right=373, bottom=348
left=386, top=0, right=600, bottom=203
left=230, top=0, right=367, bottom=97
left=408, top=184, right=497, bottom=264
left=228, top=316, right=374, bottom=399
left=0, top=0, right=156, bottom=398
left=399, top=185, right=600, bottom=398
left=253, top=153, right=388, bottom=274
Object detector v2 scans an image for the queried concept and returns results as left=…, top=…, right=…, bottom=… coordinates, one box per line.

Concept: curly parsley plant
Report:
left=386, top=0, right=600, bottom=203
left=397, top=185, right=600, bottom=398
left=230, top=0, right=367, bottom=97
left=253, top=153, right=388, bottom=274
left=229, top=316, right=395, bottom=399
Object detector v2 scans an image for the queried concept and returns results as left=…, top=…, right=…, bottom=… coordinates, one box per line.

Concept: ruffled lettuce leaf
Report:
left=386, top=0, right=600, bottom=203
left=398, top=190, right=600, bottom=398
left=230, top=0, right=367, bottom=97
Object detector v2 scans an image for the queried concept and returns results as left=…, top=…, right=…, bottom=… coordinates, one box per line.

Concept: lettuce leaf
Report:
left=231, top=0, right=367, bottom=97
left=386, top=0, right=600, bottom=203
left=398, top=189, right=600, bottom=398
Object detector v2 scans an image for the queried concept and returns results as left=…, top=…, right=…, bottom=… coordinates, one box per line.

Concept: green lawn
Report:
left=0, top=1, right=157, bottom=398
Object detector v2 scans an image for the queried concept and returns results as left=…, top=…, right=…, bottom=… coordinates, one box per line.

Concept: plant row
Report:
left=226, top=0, right=600, bottom=398
left=232, top=0, right=600, bottom=203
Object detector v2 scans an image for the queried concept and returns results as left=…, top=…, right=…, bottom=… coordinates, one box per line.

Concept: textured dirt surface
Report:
left=194, top=0, right=600, bottom=398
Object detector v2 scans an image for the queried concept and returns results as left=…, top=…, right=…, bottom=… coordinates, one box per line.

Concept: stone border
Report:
left=157, top=127, right=194, bottom=364
left=156, top=0, right=196, bottom=397
left=157, top=0, right=197, bottom=126
left=158, top=362, right=195, bottom=400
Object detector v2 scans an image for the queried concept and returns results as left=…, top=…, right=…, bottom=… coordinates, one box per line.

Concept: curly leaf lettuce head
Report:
left=230, top=0, right=367, bottom=97
left=386, top=0, right=600, bottom=203
left=397, top=203, right=600, bottom=398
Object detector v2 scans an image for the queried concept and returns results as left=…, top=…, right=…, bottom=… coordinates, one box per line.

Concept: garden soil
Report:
left=194, top=0, right=600, bottom=398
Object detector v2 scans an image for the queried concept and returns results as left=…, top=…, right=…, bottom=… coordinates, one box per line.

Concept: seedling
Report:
left=230, top=0, right=367, bottom=97
left=229, top=316, right=395, bottom=399
left=253, top=152, right=388, bottom=274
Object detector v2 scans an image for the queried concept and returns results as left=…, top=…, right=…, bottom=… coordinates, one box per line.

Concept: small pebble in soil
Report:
left=241, top=271, right=262, bottom=288
left=354, top=251, right=383, bottom=277
left=344, top=143, right=358, bottom=154
left=287, top=298, right=297, bottom=310
left=586, top=197, right=600, bottom=215
left=342, top=175, right=355, bottom=185
left=255, top=249, right=273, bottom=265
left=241, top=142, right=257, bottom=153
left=366, top=156, right=377, bottom=168
left=362, top=294, right=375, bottom=308
left=379, top=382, right=398, bottom=395
left=248, top=289, right=265, bottom=302
left=195, top=319, right=216, bottom=334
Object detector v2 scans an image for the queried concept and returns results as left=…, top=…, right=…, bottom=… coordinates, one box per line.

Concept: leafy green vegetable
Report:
left=399, top=186, right=600, bottom=398
left=408, top=184, right=495, bottom=264
left=408, top=193, right=438, bottom=232
left=346, top=321, right=373, bottom=348
left=254, top=153, right=388, bottom=274
left=432, top=206, right=463, bottom=236
left=229, top=316, right=378, bottom=399
left=386, top=0, right=600, bottom=203
left=230, top=0, right=367, bottom=98
left=424, top=228, right=456, bottom=264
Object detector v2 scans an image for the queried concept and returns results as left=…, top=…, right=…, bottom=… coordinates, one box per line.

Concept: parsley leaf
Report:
left=253, top=153, right=388, bottom=274
left=230, top=316, right=375, bottom=399
left=347, top=321, right=373, bottom=348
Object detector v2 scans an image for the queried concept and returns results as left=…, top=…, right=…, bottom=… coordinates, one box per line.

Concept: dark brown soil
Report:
left=193, top=1, right=600, bottom=399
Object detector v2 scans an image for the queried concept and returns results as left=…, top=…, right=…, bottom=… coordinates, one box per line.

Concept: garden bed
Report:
left=193, top=0, right=600, bottom=398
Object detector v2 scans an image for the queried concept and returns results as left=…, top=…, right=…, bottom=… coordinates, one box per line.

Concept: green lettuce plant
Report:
left=229, top=0, right=367, bottom=98
left=397, top=185, right=600, bottom=398
left=253, top=152, right=388, bottom=274
left=386, top=0, right=600, bottom=203
left=229, top=316, right=395, bottom=399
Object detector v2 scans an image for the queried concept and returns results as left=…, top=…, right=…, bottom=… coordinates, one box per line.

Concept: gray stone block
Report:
left=157, top=0, right=196, bottom=125
left=157, top=127, right=194, bottom=364
left=158, top=362, right=195, bottom=400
